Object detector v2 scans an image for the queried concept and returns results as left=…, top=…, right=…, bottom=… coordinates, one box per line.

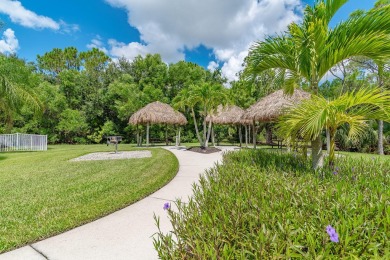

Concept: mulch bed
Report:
left=187, top=147, right=221, bottom=154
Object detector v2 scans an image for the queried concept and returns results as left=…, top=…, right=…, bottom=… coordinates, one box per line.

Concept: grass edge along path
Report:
left=0, top=145, right=179, bottom=253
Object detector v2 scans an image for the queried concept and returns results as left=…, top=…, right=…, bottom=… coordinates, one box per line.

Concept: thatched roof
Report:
left=242, top=89, right=311, bottom=122
left=129, top=101, right=187, bottom=125
left=206, top=105, right=252, bottom=125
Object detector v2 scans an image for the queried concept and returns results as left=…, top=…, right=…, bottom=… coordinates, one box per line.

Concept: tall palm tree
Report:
left=278, top=88, right=390, bottom=167
left=174, top=83, right=228, bottom=147
left=247, top=0, right=390, bottom=168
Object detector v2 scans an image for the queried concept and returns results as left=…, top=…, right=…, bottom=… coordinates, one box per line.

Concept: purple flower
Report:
left=163, top=202, right=171, bottom=210
left=335, top=166, right=339, bottom=171
left=326, top=225, right=339, bottom=243
left=333, top=171, right=338, bottom=175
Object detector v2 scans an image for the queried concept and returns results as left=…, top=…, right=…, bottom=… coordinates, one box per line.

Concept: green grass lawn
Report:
left=0, top=144, right=178, bottom=253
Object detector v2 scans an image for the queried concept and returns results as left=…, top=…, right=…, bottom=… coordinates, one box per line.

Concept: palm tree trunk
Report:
left=311, top=135, right=324, bottom=169
left=378, top=121, right=384, bottom=155
left=378, top=64, right=384, bottom=155
left=191, top=108, right=203, bottom=146
left=328, top=128, right=337, bottom=167
left=211, top=126, right=215, bottom=146
left=202, top=108, right=208, bottom=147
left=326, top=129, right=331, bottom=154
left=205, top=121, right=212, bottom=147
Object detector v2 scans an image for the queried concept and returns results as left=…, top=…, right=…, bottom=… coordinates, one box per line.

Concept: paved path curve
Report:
left=1, top=146, right=236, bottom=260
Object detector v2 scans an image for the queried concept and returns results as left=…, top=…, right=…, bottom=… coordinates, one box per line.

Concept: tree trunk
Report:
left=265, top=124, right=273, bottom=144
left=211, top=126, right=215, bottom=146
left=328, top=128, right=336, bottom=168
left=146, top=122, right=150, bottom=146
left=378, top=120, right=384, bottom=155
left=311, top=135, right=324, bottom=169
left=205, top=121, right=212, bottom=147
left=192, top=108, right=203, bottom=146
left=377, top=64, right=384, bottom=155
left=326, top=129, right=331, bottom=154
left=202, top=108, right=207, bottom=147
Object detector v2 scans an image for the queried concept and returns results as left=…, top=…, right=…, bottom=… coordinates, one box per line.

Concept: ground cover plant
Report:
left=154, top=149, right=390, bottom=259
left=0, top=144, right=178, bottom=253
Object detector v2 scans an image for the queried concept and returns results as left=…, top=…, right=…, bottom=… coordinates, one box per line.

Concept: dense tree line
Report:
left=0, top=44, right=389, bottom=154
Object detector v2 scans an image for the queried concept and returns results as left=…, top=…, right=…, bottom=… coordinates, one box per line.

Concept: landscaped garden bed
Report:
left=155, top=149, right=390, bottom=259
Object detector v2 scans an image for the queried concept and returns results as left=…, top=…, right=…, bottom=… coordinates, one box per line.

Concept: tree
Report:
left=174, top=83, right=228, bottom=148
left=278, top=88, right=390, bottom=167
left=57, top=109, right=88, bottom=143
left=246, top=0, right=390, bottom=168
left=0, top=55, right=42, bottom=132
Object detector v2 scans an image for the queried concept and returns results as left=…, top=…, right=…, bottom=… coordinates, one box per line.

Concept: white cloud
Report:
left=0, top=28, right=19, bottom=54
left=207, top=61, right=219, bottom=72
left=0, top=0, right=79, bottom=33
left=104, top=0, right=302, bottom=81
left=87, top=36, right=109, bottom=54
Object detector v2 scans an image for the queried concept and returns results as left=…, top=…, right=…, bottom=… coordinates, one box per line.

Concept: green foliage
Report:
left=57, top=109, right=88, bottom=143
left=0, top=55, right=42, bottom=131
left=154, top=149, right=390, bottom=259
left=278, top=88, right=390, bottom=166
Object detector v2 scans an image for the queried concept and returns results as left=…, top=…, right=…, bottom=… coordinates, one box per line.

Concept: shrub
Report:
left=154, top=149, right=390, bottom=259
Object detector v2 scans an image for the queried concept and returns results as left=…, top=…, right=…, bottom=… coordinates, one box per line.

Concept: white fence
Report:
left=0, top=133, right=47, bottom=152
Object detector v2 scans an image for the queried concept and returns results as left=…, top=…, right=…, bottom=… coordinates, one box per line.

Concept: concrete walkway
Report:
left=1, top=146, right=236, bottom=260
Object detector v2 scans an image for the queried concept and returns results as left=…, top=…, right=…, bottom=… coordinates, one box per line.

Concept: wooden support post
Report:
left=238, top=125, right=242, bottom=147
left=146, top=122, right=150, bottom=146
left=245, top=125, right=248, bottom=147
left=165, top=124, right=168, bottom=146
left=253, top=120, right=257, bottom=149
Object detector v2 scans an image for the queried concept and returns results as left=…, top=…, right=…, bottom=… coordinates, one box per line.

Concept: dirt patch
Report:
left=187, top=147, right=221, bottom=154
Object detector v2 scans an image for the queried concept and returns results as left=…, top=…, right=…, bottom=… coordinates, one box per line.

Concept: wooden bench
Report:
left=149, top=138, right=174, bottom=146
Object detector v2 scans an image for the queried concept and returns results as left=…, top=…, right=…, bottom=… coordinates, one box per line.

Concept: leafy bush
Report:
left=154, top=149, right=390, bottom=259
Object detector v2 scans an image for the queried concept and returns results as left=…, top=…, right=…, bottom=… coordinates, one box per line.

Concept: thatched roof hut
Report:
left=207, top=105, right=251, bottom=125
left=243, top=89, right=310, bottom=122
left=129, top=101, right=187, bottom=126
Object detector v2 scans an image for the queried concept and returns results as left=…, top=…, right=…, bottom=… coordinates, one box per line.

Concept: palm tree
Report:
left=246, top=0, right=390, bottom=168
left=0, top=55, right=42, bottom=132
left=174, top=83, right=228, bottom=148
left=278, top=88, right=390, bottom=167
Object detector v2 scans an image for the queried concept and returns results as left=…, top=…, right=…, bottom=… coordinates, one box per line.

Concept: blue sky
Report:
left=0, top=0, right=376, bottom=81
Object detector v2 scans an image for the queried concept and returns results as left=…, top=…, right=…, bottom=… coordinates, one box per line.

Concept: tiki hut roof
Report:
left=129, top=101, right=187, bottom=125
left=242, top=89, right=311, bottom=122
left=206, top=105, right=252, bottom=125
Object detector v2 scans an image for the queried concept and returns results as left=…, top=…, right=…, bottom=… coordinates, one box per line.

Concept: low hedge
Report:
left=154, top=149, right=390, bottom=259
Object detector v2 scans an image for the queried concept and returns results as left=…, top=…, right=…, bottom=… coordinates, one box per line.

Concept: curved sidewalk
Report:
left=0, top=146, right=236, bottom=260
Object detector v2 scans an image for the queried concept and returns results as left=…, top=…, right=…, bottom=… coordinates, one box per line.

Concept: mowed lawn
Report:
left=0, top=145, right=178, bottom=253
